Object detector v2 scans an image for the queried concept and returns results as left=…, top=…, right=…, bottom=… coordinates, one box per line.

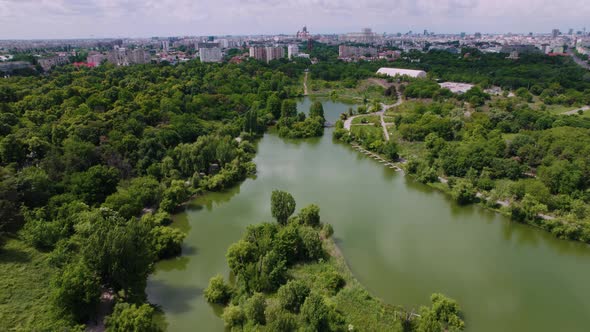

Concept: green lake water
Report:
left=147, top=98, right=590, bottom=331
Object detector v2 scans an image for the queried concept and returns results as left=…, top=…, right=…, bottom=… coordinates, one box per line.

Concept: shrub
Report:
left=300, top=293, right=331, bottom=330
left=322, top=223, right=334, bottom=238
left=265, top=306, right=298, bottom=332
left=277, top=280, right=310, bottom=313
left=151, top=226, right=185, bottom=259
left=320, top=271, right=346, bottom=295
left=105, top=303, right=161, bottom=332
left=244, top=293, right=266, bottom=325
left=450, top=180, right=477, bottom=205
left=222, top=305, right=245, bottom=329
left=299, top=226, right=324, bottom=261
left=204, top=275, right=232, bottom=304
left=298, top=204, right=321, bottom=227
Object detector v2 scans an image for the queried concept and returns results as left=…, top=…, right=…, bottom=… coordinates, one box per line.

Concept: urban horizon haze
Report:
left=1, top=0, right=589, bottom=39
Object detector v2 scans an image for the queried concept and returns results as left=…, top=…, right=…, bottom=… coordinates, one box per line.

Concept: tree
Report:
left=204, top=274, right=233, bottom=304
left=271, top=190, right=296, bottom=225
left=266, top=94, right=282, bottom=119
left=277, top=280, right=310, bottom=313
left=81, top=211, right=155, bottom=301
left=160, top=180, right=191, bottom=213
left=298, top=204, right=320, bottom=227
left=299, top=226, right=324, bottom=260
left=105, top=303, right=161, bottom=332
left=52, top=260, right=102, bottom=323
left=151, top=226, right=185, bottom=259
left=222, top=305, right=245, bottom=329
left=300, top=293, right=330, bottom=330
left=68, top=165, right=120, bottom=205
left=382, top=140, right=399, bottom=161
left=244, top=293, right=266, bottom=325
left=226, top=239, right=257, bottom=285
left=309, top=101, right=325, bottom=120
left=0, top=134, right=26, bottom=165
left=417, top=293, right=464, bottom=332
left=258, top=250, right=287, bottom=292
left=280, top=99, right=297, bottom=118
left=450, top=179, right=477, bottom=205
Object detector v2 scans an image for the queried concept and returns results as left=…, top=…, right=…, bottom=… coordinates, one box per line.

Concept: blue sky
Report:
left=0, top=0, right=589, bottom=39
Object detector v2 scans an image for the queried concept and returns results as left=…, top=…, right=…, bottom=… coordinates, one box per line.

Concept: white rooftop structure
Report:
left=439, top=82, right=474, bottom=94
left=377, top=67, right=427, bottom=78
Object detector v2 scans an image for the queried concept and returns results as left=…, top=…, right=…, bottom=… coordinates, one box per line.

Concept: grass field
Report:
left=351, top=115, right=381, bottom=125
left=0, top=237, right=76, bottom=331
left=350, top=125, right=383, bottom=139
left=309, top=79, right=396, bottom=104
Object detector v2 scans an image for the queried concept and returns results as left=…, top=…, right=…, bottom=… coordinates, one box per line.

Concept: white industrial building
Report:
left=376, top=68, right=427, bottom=78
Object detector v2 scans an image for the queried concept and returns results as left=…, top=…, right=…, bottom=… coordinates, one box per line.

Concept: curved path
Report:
left=344, top=89, right=403, bottom=141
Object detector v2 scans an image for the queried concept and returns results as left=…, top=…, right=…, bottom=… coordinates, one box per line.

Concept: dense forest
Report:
left=0, top=59, right=305, bottom=330
left=205, top=191, right=464, bottom=331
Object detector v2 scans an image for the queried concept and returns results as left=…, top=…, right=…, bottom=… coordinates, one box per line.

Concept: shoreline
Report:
left=339, top=136, right=590, bottom=247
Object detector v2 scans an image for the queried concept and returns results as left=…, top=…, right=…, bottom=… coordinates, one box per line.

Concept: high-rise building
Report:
left=569, top=28, right=574, bottom=35
left=265, top=46, right=285, bottom=62
left=87, top=52, right=106, bottom=66
left=342, top=28, right=377, bottom=43
left=474, top=32, right=482, bottom=39
left=249, top=46, right=266, bottom=61
left=107, top=47, right=150, bottom=66
left=552, top=29, right=560, bottom=38
left=162, top=40, right=169, bottom=51
left=338, top=45, right=377, bottom=59
left=460, top=32, right=466, bottom=38
left=287, top=44, right=299, bottom=59
left=199, top=47, right=222, bottom=62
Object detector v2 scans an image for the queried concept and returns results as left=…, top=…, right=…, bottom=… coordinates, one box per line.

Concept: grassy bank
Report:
left=307, top=235, right=404, bottom=330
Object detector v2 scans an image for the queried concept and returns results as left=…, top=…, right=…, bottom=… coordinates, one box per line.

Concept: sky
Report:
left=1, top=0, right=589, bottom=39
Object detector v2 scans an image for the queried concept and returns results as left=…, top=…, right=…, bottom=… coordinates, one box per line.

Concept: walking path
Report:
left=562, top=105, right=590, bottom=115
left=344, top=89, right=403, bottom=141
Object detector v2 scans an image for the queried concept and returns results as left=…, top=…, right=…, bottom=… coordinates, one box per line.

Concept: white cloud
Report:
left=0, top=0, right=589, bottom=38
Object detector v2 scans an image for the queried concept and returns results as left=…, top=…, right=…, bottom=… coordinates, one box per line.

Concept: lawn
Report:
left=350, top=124, right=383, bottom=139
left=384, top=101, right=425, bottom=117
left=310, top=79, right=395, bottom=104
left=0, top=237, right=76, bottom=331
left=351, top=115, right=381, bottom=125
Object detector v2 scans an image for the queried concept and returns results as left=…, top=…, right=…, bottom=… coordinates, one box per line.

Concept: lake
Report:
left=147, top=98, right=590, bottom=331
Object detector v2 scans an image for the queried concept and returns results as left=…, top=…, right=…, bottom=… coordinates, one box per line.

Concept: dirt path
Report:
left=562, top=105, right=589, bottom=115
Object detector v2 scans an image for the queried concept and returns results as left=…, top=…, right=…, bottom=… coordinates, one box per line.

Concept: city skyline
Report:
left=1, top=0, right=589, bottom=39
